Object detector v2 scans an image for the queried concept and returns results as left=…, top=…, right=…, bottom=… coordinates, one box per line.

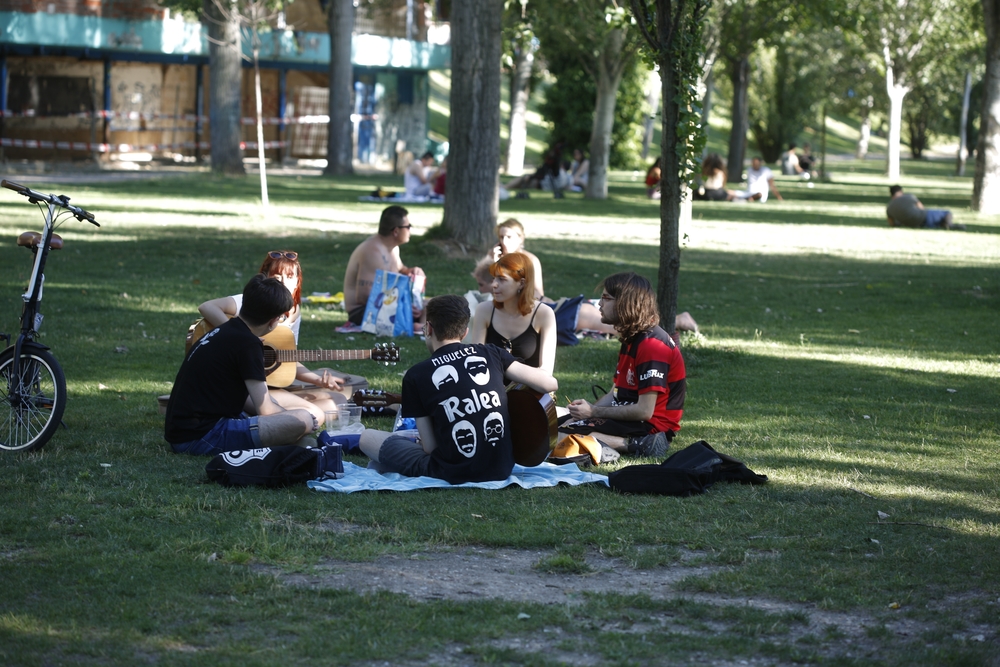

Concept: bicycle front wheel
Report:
left=0, top=348, right=67, bottom=452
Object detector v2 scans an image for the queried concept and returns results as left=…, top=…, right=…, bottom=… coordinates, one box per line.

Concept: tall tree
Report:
left=442, top=0, right=503, bottom=247
left=973, top=0, right=1000, bottom=213
left=535, top=0, right=643, bottom=199
left=628, top=0, right=712, bottom=336
left=324, top=0, right=356, bottom=176
left=856, top=0, right=944, bottom=180
left=204, top=0, right=246, bottom=174
left=502, top=3, right=537, bottom=176
left=718, top=0, right=799, bottom=183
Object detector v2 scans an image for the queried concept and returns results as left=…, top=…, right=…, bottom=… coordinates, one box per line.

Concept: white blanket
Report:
left=308, top=461, right=609, bottom=493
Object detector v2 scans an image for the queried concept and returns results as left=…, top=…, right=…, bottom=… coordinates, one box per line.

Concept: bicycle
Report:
left=1, top=179, right=99, bottom=452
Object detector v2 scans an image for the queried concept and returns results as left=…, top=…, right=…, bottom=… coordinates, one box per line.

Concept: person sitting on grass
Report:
left=886, top=185, right=964, bottom=230
left=165, top=274, right=318, bottom=455
left=468, top=252, right=557, bottom=375
left=729, top=156, right=783, bottom=202
left=197, top=250, right=367, bottom=428
left=404, top=151, right=437, bottom=198
left=358, top=294, right=558, bottom=484
left=558, top=272, right=686, bottom=458
left=343, top=205, right=426, bottom=328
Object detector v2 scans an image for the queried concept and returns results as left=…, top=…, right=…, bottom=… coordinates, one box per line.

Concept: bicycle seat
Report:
left=17, top=231, right=63, bottom=250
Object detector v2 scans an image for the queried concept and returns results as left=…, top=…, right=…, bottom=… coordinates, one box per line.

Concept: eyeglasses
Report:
left=600, top=293, right=615, bottom=302
left=268, top=251, right=298, bottom=261
left=396, top=225, right=412, bottom=230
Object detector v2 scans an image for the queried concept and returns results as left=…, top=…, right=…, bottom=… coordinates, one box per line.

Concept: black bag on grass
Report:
left=608, top=440, right=768, bottom=496
left=206, top=445, right=341, bottom=488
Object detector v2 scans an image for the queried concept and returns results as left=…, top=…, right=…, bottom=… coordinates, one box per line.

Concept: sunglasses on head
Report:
left=268, top=251, right=298, bottom=261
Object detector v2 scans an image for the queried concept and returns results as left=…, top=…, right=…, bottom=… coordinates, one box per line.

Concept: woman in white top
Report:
left=198, top=251, right=353, bottom=427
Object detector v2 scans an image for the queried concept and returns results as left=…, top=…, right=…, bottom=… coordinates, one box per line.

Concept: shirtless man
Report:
left=343, top=205, right=426, bottom=326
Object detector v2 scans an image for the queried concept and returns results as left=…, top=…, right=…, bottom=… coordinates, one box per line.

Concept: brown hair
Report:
left=489, top=252, right=535, bottom=316
left=495, top=218, right=525, bottom=245
left=425, top=294, right=471, bottom=341
left=258, top=251, right=302, bottom=306
left=601, top=272, right=659, bottom=343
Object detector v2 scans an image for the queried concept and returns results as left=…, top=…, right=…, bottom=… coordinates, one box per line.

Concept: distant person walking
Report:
left=886, top=186, right=963, bottom=230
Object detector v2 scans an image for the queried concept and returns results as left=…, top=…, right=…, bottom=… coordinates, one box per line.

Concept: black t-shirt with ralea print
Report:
left=164, top=317, right=267, bottom=444
left=400, top=342, right=518, bottom=484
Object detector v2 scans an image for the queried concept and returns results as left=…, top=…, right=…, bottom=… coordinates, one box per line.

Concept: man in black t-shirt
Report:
left=359, top=294, right=558, bottom=484
left=165, top=274, right=318, bottom=455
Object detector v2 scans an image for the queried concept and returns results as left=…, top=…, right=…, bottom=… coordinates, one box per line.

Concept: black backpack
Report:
left=206, top=445, right=342, bottom=488
left=608, top=440, right=768, bottom=496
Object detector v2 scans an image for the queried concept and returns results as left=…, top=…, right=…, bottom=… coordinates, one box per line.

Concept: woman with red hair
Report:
left=468, top=252, right=557, bottom=375
left=198, top=250, right=363, bottom=427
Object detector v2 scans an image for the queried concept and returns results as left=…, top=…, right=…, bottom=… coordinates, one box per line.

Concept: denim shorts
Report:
left=171, top=415, right=262, bottom=455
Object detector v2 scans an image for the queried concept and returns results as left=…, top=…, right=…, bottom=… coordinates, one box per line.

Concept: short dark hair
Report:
left=788, top=143, right=797, bottom=150
left=602, top=272, right=659, bottom=343
left=378, top=205, right=409, bottom=236
left=425, top=294, right=471, bottom=341
left=240, top=273, right=293, bottom=326
left=421, top=151, right=435, bottom=160
left=889, top=185, right=903, bottom=196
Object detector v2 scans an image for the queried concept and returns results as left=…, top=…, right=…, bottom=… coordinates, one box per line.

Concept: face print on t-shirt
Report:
left=484, top=411, right=505, bottom=445
left=464, top=355, right=491, bottom=386
left=432, top=365, right=460, bottom=389
left=452, top=420, right=477, bottom=457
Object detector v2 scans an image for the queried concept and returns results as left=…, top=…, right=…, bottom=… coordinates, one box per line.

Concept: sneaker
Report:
left=626, top=431, right=671, bottom=458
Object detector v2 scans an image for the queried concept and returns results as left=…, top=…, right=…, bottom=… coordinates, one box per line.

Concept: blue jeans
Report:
left=924, top=209, right=951, bottom=228
left=171, top=415, right=262, bottom=455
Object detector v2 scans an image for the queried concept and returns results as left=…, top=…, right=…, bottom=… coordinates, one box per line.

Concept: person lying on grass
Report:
left=491, top=218, right=699, bottom=341
left=557, top=272, right=686, bottom=458
left=886, top=185, right=964, bottom=230
left=165, top=274, right=318, bottom=455
left=359, top=294, right=558, bottom=484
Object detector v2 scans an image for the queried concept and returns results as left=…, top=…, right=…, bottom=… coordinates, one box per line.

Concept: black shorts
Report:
left=348, top=303, right=366, bottom=325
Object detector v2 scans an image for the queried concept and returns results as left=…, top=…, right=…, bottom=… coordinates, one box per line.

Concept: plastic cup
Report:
left=347, top=404, right=362, bottom=428
left=324, top=410, right=338, bottom=435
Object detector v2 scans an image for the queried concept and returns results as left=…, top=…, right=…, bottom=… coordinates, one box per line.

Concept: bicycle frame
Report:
left=7, top=201, right=59, bottom=382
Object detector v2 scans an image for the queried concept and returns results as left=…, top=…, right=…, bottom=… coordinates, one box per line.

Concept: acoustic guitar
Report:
left=186, top=319, right=398, bottom=388
left=351, top=384, right=556, bottom=467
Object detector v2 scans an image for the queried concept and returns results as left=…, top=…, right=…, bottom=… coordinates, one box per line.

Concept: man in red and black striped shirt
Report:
left=558, top=272, right=686, bottom=458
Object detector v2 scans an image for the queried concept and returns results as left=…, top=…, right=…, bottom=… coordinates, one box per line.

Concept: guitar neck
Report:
left=274, top=349, right=372, bottom=364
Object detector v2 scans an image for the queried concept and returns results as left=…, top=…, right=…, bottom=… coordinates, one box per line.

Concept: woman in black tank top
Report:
left=468, top=252, right=557, bottom=374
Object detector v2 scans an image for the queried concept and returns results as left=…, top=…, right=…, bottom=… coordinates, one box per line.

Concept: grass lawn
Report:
left=0, top=159, right=998, bottom=666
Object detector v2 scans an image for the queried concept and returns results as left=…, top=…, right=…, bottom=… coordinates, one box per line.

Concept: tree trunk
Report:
left=586, top=28, right=627, bottom=200
left=325, top=0, right=355, bottom=176
left=641, top=67, right=661, bottom=160
left=504, top=41, right=533, bottom=176
left=656, top=34, right=681, bottom=337
left=699, top=67, right=714, bottom=157
left=253, top=46, right=268, bottom=208
left=856, top=96, right=872, bottom=159
left=886, top=68, right=908, bottom=180
left=205, top=0, right=244, bottom=175
left=957, top=72, right=972, bottom=176
left=973, top=0, right=1000, bottom=213
left=442, top=0, right=503, bottom=247
left=726, top=54, right=750, bottom=184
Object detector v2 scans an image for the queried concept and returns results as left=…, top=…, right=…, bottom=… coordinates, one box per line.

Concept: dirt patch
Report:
left=257, top=546, right=998, bottom=665
left=256, top=546, right=721, bottom=605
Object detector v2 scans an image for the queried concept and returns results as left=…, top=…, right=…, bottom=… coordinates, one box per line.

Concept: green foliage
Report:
left=748, top=34, right=827, bottom=162
left=540, top=55, right=650, bottom=170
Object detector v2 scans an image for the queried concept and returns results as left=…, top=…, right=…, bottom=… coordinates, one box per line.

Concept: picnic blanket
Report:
left=307, top=460, right=609, bottom=493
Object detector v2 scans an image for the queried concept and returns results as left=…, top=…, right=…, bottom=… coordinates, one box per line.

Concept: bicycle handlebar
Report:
left=2, top=179, right=100, bottom=227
